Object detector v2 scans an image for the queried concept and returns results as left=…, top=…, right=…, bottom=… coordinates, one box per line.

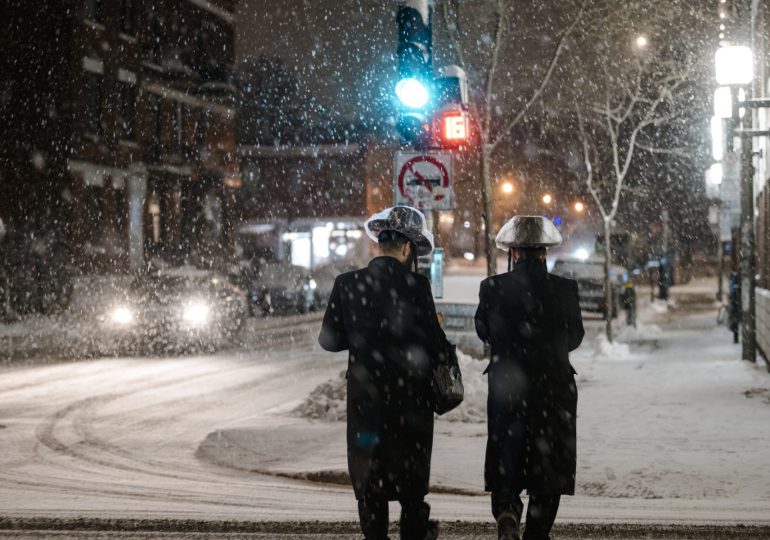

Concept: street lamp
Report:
left=714, top=43, right=759, bottom=363
left=501, top=181, right=514, bottom=194
left=715, top=46, right=753, bottom=85
left=635, top=35, right=648, bottom=49
left=574, top=201, right=585, bottom=213
left=542, top=194, right=552, bottom=205
left=707, top=163, right=723, bottom=186
left=706, top=162, right=724, bottom=301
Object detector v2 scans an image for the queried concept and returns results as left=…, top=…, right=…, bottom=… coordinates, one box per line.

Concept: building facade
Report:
left=2, top=0, right=239, bottom=273
left=237, top=138, right=396, bottom=268
left=750, top=0, right=770, bottom=363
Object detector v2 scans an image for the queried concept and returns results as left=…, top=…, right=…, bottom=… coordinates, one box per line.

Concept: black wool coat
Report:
left=475, top=258, right=584, bottom=495
left=319, top=256, right=447, bottom=501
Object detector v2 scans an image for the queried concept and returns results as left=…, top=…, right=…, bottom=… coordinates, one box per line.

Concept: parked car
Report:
left=551, top=257, right=629, bottom=318
left=97, top=267, right=248, bottom=352
left=245, top=262, right=321, bottom=315
left=0, top=228, right=75, bottom=320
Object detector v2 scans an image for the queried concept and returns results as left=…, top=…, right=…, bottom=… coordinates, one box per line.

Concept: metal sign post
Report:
left=393, top=151, right=452, bottom=298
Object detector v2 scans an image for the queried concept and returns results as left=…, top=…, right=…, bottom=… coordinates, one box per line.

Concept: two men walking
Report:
left=319, top=207, right=584, bottom=540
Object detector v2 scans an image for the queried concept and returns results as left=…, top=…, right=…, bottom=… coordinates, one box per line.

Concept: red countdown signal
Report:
left=432, top=106, right=470, bottom=148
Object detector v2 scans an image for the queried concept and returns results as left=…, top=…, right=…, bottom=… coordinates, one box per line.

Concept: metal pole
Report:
left=717, top=201, right=724, bottom=302
left=739, top=89, right=756, bottom=363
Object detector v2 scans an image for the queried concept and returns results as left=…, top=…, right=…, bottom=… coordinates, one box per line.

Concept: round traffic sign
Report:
left=397, top=155, right=450, bottom=205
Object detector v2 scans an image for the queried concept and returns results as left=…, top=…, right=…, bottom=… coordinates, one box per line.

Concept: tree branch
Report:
left=441, top=1, right=469, bottom=79
left=488, top=0, right=589, bottom=154
left=482, top=0, right=507, bottom=142
left=636, top=143, right=695, bottom=159
left=577, top=109, right=609, bottom=221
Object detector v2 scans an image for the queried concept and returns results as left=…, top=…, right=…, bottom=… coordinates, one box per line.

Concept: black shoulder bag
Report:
left=432, top=341, right=464, bottom=415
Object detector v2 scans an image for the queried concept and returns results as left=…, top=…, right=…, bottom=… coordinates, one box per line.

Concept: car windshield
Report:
left=256, top=263, right=307, bottom=289
left=551, top=260, right=604, bottom=280
left=131, top=273, right=224, bottom=299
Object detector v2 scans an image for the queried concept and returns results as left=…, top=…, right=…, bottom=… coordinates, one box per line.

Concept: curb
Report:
left=1, top=518, right=770, bottom=538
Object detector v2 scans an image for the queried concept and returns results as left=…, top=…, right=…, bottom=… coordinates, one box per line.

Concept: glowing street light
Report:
left=574, top=201, right=585, bottom=213
left=501, top=181, right=514, bottom=194
left=711, top=116, right=724, bottom=162
left=635, top=35, right=648, bottom=48
left=715, top=45, right=753, bottom=86
left=714, top=86, right=733, bottom=119
left=707, top=163, right=723, bottom=186
left=542, top=194, right=553, bottom=205
left=713, top=43, right=760, bottom=363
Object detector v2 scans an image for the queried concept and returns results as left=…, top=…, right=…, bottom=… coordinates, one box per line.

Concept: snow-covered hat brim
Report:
left=495, top=215, right=562, bottom=251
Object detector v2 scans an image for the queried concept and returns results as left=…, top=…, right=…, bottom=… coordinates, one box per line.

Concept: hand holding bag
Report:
left=432, top=341, right=464, bottom=415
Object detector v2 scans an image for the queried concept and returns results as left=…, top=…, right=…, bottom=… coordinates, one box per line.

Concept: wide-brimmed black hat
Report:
left=364, top=206, right=434, bottom=256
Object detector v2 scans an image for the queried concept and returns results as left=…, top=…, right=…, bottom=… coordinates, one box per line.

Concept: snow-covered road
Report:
left=0, top=318, right=355, bottom=521
left=1, top=283, right=770, bottom=530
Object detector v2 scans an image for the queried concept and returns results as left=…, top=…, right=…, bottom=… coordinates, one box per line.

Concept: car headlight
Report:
left=574, top=248, right=590, bottom=261
left=109, top=306, right=134, bottom=325
left=182, top=300, right=210, bottom=325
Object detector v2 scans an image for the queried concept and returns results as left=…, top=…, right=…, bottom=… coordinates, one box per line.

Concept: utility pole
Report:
left=738, top=100, right=756, bottom=362
left=717, top=201, right=724, bottom=302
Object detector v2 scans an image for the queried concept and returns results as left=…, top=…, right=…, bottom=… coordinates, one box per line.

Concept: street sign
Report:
left=394, top=151, right=452, bottom=210
left=720, top=151, right=741, bottom=239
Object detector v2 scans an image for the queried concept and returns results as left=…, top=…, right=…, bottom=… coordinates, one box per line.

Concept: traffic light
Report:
left=432, top=66, right=470, bottom=148
left=396, top=0, right=433, bottom=142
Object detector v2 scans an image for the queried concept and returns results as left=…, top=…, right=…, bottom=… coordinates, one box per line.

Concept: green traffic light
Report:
left=396, top=77, right=430, bottom=109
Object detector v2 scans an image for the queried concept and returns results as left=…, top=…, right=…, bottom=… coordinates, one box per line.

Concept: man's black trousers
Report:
left=358, top=496, right=431, bottom=540
left=492, top=490, right=561, bottom=540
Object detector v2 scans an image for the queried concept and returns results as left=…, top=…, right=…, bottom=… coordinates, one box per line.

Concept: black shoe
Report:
left=497, top=512, right=520, bottom=540
left=400, top=502, right=435, bottom=540
left=424, top=520, right=438, bottom=540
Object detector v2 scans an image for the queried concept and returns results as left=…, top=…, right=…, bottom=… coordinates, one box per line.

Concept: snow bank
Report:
left=293, top=369, right=347, bottom=421
left=591, top=333, right=631, bottom=359
left=294, top=350, right=489, bottom=423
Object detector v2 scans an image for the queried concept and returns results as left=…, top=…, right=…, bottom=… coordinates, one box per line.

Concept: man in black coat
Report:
left=475, top=216, right=584, bottom=540
left=319, top=206, right=446, bottom=540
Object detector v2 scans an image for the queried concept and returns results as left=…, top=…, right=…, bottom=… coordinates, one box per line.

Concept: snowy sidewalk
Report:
left=199, top=284, right=770, bottom=524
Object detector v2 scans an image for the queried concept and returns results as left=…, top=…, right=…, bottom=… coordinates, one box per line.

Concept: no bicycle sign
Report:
left=394, top=151, right=453, bottom=211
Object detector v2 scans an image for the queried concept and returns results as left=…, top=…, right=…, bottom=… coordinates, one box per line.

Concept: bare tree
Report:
left=574, top=57, right=695, bottom=341
left=441, top=0, right=588, bottom=276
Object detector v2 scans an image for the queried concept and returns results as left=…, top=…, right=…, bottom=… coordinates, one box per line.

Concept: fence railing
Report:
left=436, top=302, right=485, bottom=358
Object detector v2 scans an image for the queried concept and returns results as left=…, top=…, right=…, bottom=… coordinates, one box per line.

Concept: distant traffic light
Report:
left=396, top=0, right=432, bottom=142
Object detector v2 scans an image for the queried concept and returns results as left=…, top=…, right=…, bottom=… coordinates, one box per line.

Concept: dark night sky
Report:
left=235, top=1, right=399, bottom=123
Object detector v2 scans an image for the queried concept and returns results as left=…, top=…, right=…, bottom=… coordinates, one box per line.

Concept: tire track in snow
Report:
left=0, top=321, right=342, bottom=511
